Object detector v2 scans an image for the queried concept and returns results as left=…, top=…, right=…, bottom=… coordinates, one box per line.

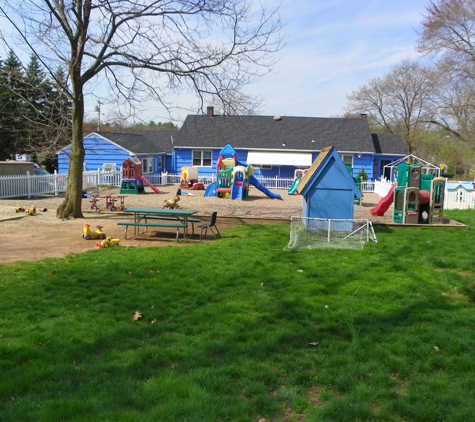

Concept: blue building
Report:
left=57, top=108, right=405, bottom=180
left=57, top=131, right=173, bottom=174
left=173, top=108, right=405, bottom=180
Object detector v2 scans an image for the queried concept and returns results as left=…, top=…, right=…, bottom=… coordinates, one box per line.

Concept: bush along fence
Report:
left=1, top=170, right=474, bottom=211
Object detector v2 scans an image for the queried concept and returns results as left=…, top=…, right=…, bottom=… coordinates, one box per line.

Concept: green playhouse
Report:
left=119, top=157, right=145, bottom=194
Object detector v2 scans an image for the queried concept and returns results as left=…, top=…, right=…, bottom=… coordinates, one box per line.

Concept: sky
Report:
left=1, top=0, right=431, bottom=126
left=128, top=0, right=431, bottom=125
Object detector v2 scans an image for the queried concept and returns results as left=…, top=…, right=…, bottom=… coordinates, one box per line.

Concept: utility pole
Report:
left=94, top=101, right=102, bottom=131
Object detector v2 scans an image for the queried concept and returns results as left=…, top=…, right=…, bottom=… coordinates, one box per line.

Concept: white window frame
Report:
left=340, top=155, right=353, bottom=168
left=253, top=164, right=272, bottom=170
left=142, top=157, right=153, bottom=173
left=193, top=150, right=212, bottom=167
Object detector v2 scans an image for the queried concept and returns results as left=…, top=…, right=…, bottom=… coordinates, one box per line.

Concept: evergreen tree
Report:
left=0, top=53, right=72, bottom=165
left=0, top=50, right=25, bottom=159
left=0, top=57, right=10, bottom=160
left=45, top=66, right=72, bottom=170
left=21, top=54, right=54, bottom=160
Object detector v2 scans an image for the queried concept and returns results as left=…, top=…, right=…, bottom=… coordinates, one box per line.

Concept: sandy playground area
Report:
left=0, top=187, right=396, bottom=264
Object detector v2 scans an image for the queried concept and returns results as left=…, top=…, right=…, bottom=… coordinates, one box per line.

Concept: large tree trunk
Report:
left=56, top=90, right=85, bottom=219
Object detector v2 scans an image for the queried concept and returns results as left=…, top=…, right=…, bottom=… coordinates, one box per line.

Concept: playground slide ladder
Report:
left=231, top=182, right=244, bottom=200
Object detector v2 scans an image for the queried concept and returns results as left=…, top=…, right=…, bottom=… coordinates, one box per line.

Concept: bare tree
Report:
left=0, top=0, right=282, bottom=218
left=419, top=0, right=475, bottom=68
left=416, top=0, right=475, bottom=175
left=418, top=1, right=475, bottom=139
left=345, top=60, right=435, bottom=153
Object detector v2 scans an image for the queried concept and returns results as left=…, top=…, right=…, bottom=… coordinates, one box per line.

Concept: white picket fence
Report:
left=2, top=170, right=474, bottom=211
left=444, top=190, right=475, bottom=210
left=0, top=172, right=68, bottom=199
left=82, top=171, right=377, bottom=193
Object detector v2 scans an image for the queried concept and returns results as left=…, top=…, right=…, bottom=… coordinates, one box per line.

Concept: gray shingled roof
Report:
left=92, top=117, right=405, bottom=156
left=174, top=114, right=402, bottom=154
left=97, top=131, right=175, bottom=154
left=371, top=134, right=406, bottom=155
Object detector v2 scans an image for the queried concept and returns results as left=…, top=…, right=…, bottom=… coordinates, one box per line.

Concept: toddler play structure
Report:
left=180, top=166, right=205, bottom=190
left=204, top=144, right=282, bottom=200
left=119, top=157, right=164, bottom=195
left=370, top=162, right=445, bottom=224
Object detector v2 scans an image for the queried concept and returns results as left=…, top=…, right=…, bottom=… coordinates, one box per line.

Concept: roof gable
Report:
left=96, top=131, right=175, bottom=154
left=297, top=146, right=362, bottom=198
left=58, top=131, right=175, bottom=155
left=446, top=183, right=473, bottom=191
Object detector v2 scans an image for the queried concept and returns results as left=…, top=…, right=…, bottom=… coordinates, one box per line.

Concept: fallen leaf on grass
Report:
left=297, top=269, right=304, bottom=273
left=149, top=269, right=160, bottom=273
left=434, top=346, right=440, bottom=352
left=308, top=342, right=319, bottom=348
left=133, top=311, right=142, bottom=321
left=150, top=319, right=157, bottom=324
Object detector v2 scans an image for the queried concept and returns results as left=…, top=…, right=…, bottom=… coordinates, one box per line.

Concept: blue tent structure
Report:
left=297, top=146, right=362, bottom=221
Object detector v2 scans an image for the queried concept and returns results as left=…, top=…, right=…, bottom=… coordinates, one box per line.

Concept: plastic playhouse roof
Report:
left=446, top=182, right=474, bottom=191
left=384, top=154, right=440, bottom=182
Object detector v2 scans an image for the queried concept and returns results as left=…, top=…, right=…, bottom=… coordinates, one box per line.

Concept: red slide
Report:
left=370, top=185, right=395, bottom=216
left=138, top=176, right=164, bottom=194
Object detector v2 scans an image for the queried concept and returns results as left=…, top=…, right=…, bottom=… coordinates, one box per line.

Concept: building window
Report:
left=193, top=150, right=212, bottom=167
left=373, top=159, right=378, bottom=177
left=341, top=155, right=353, bottom=168
left=157, top=156, right=163, bottom=168
left=142, top=157, right=154, bottom=173
left=253, top=164, right=272, bottom=170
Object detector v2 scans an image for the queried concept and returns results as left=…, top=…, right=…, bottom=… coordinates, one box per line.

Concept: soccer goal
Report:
left=284, top=216, right=378, bottom=250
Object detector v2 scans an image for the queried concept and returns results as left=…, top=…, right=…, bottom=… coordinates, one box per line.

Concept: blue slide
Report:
left=249, top=175, right=283, bottom=200
left=204, top=182, right=217, bottom=197
left=287, top=178, right=300, bottom=195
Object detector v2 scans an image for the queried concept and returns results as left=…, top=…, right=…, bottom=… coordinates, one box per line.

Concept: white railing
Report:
left=0, top=172, right=68, bottom=199
left=374, top=178, right=393, bottom=197
left=444, top=190, right=475, bottom=210
left=5, top=168, right=472, bottom=212
left=82, top=170, right=122, bottom=190
left=360, top=180, right=375, bottom=193
left=0, top=171, right=379, bottom=199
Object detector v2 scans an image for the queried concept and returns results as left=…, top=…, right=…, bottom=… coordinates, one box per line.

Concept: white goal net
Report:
left=285, top=217, right=378, bottom=250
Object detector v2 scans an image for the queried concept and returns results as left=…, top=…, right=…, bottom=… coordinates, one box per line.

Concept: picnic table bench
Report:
left=117, top=221, right=188, bottom=240
left=139, top=215, right=201, bottom=235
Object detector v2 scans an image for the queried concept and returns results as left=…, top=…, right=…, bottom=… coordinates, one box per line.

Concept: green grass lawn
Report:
left=1, top=210, right=475, bottom=421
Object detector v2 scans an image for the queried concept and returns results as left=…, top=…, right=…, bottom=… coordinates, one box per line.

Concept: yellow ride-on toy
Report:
left=83, top=223, right=106, bottom=240
left=96, top=237, right=120, bottom=249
